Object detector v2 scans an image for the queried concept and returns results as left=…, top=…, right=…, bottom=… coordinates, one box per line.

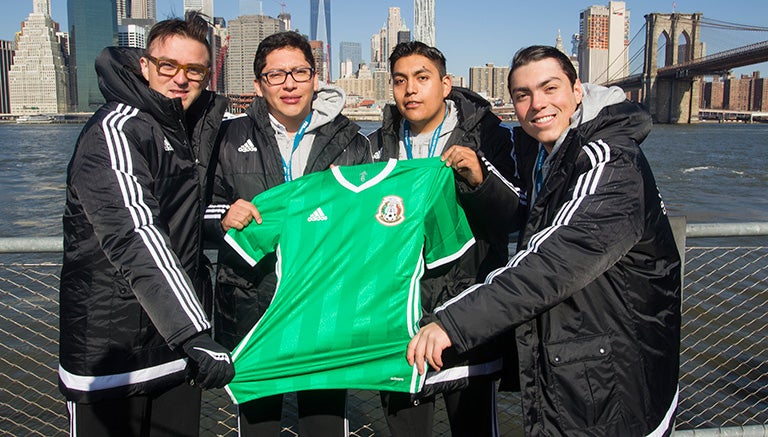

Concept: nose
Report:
left=172, top=68, right=189, bottom=85
left=530, top=91, right=547, bottom=110
left=281, top=71, right=300, bottom=89
left=405, top=79, right=417, bottom=95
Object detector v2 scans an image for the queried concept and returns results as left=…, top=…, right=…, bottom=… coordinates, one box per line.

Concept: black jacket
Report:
left=204, top=88, right=372, bottom=349
left=59, top=47, right=227, bottom=402
left=369, top=87, right=521, bottom=392
left=436, top=85, right=682, bottom=436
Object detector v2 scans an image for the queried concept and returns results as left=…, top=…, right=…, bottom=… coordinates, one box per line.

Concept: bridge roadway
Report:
left=605, top=40, right=768, bottom=91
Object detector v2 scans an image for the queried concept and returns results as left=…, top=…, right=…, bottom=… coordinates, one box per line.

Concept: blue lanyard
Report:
left=403, top=106, right=448, bottom=160
left=282, top=114, right=312, bottom=182
left=534, top=145, right=548, bottom=196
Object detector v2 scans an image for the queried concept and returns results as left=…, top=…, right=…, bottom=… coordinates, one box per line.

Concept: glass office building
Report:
left=68, top=0, right=117, bottom=112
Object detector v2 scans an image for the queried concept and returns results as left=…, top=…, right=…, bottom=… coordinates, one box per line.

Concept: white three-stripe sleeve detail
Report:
left=100, top=105, right=209, bottom=332
left=480, top=155, right=521, bottom=196
left=437, top=140, right=612, bottom=313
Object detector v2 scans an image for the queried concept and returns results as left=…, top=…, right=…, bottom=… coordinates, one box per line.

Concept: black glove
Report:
left=181, top=332, right=235, bottom=389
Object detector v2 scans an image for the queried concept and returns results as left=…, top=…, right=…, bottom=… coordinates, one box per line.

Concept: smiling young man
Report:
left=368, top=41, right=520, bottom=437
left=407, top=45, right=682, bottom=436
left=59, top=12, right=233, bottom=436
left=203, top=31, right=370, bottom=436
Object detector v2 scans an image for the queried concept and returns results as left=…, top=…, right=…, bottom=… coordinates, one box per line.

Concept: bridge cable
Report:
left=603, top=22, right=647, bottom=83
left=699, top=17, right=768, bottom=32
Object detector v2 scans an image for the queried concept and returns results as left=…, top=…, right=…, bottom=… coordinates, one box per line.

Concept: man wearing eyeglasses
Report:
left=59, top=12, right=233, bottom=436
left=203, top=31, right=370, bottom=436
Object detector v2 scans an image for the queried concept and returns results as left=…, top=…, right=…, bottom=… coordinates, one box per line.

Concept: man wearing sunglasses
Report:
left=59, top=12, right=233, bottom=436
left=204, top=31, right=370, bottom=436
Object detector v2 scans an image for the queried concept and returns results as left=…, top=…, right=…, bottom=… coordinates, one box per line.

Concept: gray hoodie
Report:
left=271, top=84, right=348, bottom=178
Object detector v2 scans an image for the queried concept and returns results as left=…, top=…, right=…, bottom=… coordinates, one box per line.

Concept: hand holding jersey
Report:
left=182, top=333, right=235, bottom=389
left=440, top=145, right=484, bottom=187
left=407, top=321, right=452, bottom=374
left=221, top=199, right=262, bottom=231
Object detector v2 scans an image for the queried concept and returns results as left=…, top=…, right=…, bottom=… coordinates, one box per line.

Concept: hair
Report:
left=146, top=11, right=212, bottom=64
left=253, top=31, right=315, bottom=77
left=507, top=45, right=578, bottom=94
left=388, top=41, right=447, bottom=78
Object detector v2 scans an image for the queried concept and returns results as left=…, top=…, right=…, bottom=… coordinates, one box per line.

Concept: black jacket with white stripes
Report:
left=59, top=47, right=227, bottom=402
left=435, top=86, right=681, bottom=436
left=368, top=87, right=522, bottom=394
left=203, top=92, right=371, bottom=350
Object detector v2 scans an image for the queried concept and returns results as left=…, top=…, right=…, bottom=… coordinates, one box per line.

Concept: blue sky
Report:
left=3, top=0, right=767, bottom=79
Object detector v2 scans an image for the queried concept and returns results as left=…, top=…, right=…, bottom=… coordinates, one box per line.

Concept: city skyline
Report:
left=1, top=0, right=766, bottom=80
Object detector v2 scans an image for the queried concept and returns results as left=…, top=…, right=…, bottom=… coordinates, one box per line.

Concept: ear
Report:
left=442, top=74, right=452, bottom=99
left=139, top=56, right=150, bottom=82
left=313, top=71, right=319, bottom=92
left=573, top=78, right=584, bottom=105
left=254, top=79, right=264, bottom=97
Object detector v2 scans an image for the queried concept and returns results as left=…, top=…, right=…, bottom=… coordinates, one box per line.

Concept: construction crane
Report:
left=273, top=0, right=287, bottom=15
left=273, top=0, right=291, bottom=30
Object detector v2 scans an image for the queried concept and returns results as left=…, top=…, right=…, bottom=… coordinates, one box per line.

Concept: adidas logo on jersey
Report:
left=307, top=207, right=328, bottom=222
left=238, top=139, right=258, bottom=153
left=163, top=137, right=174, bottom=152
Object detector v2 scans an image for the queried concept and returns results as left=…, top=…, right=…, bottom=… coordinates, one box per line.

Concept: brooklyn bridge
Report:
left=602, top=12, right=768, bottom=123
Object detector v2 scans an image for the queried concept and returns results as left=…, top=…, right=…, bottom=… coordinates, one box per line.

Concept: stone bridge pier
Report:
left=642, top=12, right=704, bottom=123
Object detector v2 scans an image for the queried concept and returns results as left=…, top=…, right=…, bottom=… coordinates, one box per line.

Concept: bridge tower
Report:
left=643, top=12, right=703, bottom=123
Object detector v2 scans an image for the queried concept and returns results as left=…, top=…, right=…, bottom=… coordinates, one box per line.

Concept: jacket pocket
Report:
left=544, top=333, right=623, bottom=430
left=105, top=273, right=145, bottom=349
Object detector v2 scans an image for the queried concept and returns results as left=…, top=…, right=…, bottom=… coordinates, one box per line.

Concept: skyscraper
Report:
left=116, top=0, right=128, bottom=23
left=184, top=0, right=214, bottom=18
left=339, top=41, right=361, bottom=77
left=118, top=0, right=156, bottom=49
left=0, top=40, right=13, bottom=114
left=386, top=7, right=401, bottom=60
left=211, top=18, right=228, bottom=93
left=578, top=1, right=629, bottom=84
left=310, top=0, right=332, bottom=82
left=310, top=39, right=326, bottom=83
left=68, top=0, right=117, bottom=111
left=370, top=26, right=387, bottom=70
left=225, top=14, right=283, bottom=95
left=9, top=0, right=70, bottom=114
left=118, top=24, right=148, bottom=48
left=397, top=26, right=411, bottom=46
left=413, top=0, right=435, bottom=47
left=131, top=0, right=157, bottom=20
left=469, top=63, right=510, bottom=104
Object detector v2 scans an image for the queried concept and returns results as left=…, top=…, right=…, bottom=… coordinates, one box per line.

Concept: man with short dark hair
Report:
left=204, top=30, right=370, bottom=436
left=408, top=45, right=682, bottom=436
left=59, top=12, right=233, bottom=436
left=369, top=41, right=520, bottom=437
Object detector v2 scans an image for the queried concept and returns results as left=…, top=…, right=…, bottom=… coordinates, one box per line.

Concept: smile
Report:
left=532, top=114, right=555, bottom=124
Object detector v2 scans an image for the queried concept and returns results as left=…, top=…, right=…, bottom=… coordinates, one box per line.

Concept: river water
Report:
left=1, top=121, right=766, bottom=238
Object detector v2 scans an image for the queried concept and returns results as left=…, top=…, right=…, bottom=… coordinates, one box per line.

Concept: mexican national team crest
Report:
left=376, top=195, right=405, bottom=226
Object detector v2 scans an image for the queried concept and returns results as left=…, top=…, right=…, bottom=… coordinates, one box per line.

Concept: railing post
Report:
left=669, top=215, right=687, bottom=292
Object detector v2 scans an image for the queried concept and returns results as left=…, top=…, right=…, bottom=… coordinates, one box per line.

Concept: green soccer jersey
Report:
left=224, top=157, right=475, bottom=405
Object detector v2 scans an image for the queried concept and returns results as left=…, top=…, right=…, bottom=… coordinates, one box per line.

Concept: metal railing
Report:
left=0, top=221, right=766, bottom=436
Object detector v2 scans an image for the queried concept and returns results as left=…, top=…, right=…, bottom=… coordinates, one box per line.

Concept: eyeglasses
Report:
left=145, top=55, right=210, bottom=82
left=260, top=67, right=315, bottom=85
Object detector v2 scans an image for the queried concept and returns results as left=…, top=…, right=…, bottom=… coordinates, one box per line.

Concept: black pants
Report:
left=381, top=380, right=498, bottom=437
left=68, top=383, right=202, bottom=437
left=238, top=389, right=347, bottom=436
